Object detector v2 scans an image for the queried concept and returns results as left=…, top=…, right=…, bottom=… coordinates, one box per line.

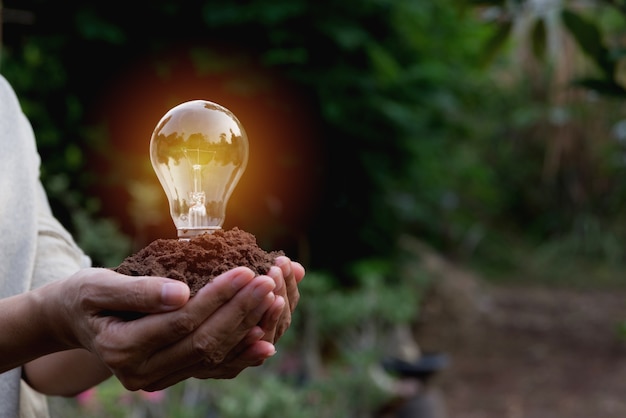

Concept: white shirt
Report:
left=0, top=74, right=90, bottom=418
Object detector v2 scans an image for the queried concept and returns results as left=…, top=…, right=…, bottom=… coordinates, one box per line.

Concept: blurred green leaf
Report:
left=561, top=8, right=614, bottom=77
left=531, top=17, right=547, bottom=62
left=74, top=9, right=126, bottom=43
left=480, top=21, right=512, bottom=66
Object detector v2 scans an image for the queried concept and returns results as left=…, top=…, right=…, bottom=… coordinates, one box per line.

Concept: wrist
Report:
left=34, top=279, right=77, bottom=352
left=0, top=282, right=70, bottom=373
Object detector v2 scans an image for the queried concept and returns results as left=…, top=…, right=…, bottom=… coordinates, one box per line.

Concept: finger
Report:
left=140, top=309, right=276, bottom=390
left=292, top=262, right=306, bottom=283
left=183, top=280, right=276, bottom=364
left=266, top=265, right=291, bottom=342
left=152, top=329, right=273, bottom=388
left=139, top=276, right=276, bottom=380
left=111, top=284, right=275, bottom=390
left=267, top=265, right=288, bottom=304
left=243, top=326, right=266, bottom=345
left=79, top=268, right=191, bottom=315
left=96, top=267, right=257, bottom=356
left=268, top=264, right=286, bottom=295
left=143, top=340, right=277, bottom=391
left=275, top=257, right=301, bottom=313
left=238, top=340, right=277, bottom=364
left=258, top=295, right=286, bottom=343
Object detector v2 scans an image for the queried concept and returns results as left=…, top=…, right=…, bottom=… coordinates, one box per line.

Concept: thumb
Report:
left=160, top=281, right=191, bottom=309
left=82, top=268, right=190, bottom=315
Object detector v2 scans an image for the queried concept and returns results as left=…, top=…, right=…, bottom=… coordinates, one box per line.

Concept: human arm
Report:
left=23, top=349, right=112, bottom=397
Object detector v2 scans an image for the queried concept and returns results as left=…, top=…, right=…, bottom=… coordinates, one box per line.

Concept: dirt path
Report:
left=420, top=284, right=626, bottom=418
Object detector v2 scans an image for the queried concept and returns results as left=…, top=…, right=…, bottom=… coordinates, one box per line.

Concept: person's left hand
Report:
left=260, top=256, right=305, bottom=343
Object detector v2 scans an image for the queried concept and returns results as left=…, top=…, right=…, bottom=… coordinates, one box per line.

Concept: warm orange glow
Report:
left=88, top=45, right=323, bottom=251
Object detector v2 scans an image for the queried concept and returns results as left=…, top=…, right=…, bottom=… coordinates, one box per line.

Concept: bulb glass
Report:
left=150, top=100, right=248, bottom=239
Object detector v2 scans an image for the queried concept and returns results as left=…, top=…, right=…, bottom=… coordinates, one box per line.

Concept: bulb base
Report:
left=177, top=226, right=222, bottom=240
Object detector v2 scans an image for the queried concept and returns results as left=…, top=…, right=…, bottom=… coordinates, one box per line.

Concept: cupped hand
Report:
left=45, top=267, right=280, bottom=391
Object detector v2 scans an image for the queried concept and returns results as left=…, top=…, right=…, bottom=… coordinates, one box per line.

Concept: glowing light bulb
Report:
left=150, top=100, right=249, bottom=239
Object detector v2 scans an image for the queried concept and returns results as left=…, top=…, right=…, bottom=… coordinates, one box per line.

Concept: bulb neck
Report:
left=177, top=226, right=222, bottom=240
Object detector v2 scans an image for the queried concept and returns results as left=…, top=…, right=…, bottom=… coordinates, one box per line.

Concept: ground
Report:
left=418, top=282, right=626, bottom=418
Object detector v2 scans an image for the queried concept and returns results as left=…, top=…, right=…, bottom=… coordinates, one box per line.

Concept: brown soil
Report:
left=114, top=227, right=284, bottom=296
left=416, top=280, right=626, bottom=418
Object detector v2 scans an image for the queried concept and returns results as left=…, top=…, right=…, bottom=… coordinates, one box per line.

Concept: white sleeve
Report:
left=32, top=180, right=92, bottom=289
left=0, top=74, right=90, bottom=291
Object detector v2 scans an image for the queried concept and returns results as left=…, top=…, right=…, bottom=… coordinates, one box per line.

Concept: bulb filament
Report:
left=189, top=163, right=207, bottom=226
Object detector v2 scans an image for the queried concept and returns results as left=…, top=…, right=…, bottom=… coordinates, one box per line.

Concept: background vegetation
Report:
left=2, top=0, right=626, bottom=416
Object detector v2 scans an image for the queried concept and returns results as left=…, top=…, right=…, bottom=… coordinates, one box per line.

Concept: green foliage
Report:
left=3, top=0, right=624, bottom=276
left=297, top=265, right=423, bottom=346
left=2, top=0, right=500, bottom=272
left=561, top=7, right=626, bottom=97
left=50, top=361, right=389, bottom=418
left=5, top=0, right=626, bottom=414
left=562, top=8, right=613, bottom=74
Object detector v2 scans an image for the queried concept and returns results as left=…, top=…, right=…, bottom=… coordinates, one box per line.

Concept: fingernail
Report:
left=253, top=293, right=275, bottom=316
left=248, top=327, right=265, bottom=341
left=280, top=260, right=292, bottom=278
left=277, top=295, right=286, bottom=308
left=269, top=266, right=284, bottom=292
left=276, top=256, right=289, bottom=268
left=231, top=268, right=254, bottom=290
left=271, top=296, right=286, bottom=321
left=253, top=278, right=275, bottom=299
left=162, top=282, right=189, bottom=306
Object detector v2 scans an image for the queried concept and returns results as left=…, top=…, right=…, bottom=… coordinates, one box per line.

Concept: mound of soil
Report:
left=114, top=227, right=284, bottom=296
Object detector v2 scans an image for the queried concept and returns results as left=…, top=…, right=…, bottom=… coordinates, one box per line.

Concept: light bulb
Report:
left=150, top=100, right=249, bottom=239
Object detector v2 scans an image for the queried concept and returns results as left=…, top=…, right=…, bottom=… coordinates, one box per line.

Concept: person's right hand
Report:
left=42, top=266, right=284, bottom=391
